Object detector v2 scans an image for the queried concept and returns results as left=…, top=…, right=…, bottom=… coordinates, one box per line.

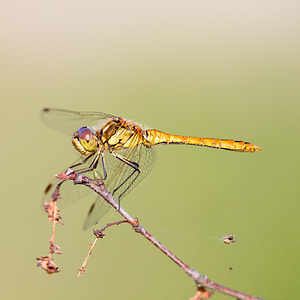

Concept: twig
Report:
left=36, top=180, right=64, bottom=275
left=77, top=220, right=131, bottom=277
left=58, top=168, right=264, bottom=300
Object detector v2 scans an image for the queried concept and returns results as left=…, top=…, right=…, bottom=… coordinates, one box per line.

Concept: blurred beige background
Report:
left=1, top=1, right=300, bottom=299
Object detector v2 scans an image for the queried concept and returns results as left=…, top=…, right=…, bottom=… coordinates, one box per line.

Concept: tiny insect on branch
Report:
left=220, top=234, right=239, bottom=244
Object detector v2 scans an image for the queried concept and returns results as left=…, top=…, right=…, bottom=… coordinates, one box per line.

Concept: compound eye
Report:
left=78, top=127, right=93, bottom=142
left=77, top=127, right=97, bottom=152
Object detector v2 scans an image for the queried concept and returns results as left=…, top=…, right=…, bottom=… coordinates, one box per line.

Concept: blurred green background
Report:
left=1, top=1, right=299, bottom=299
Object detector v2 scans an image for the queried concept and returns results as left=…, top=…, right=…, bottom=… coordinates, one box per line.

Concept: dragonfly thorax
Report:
left=72, top=126, right=98, bottom=155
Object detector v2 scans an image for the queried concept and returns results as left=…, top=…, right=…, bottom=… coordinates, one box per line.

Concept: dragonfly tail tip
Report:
left=254, top=145, right=262, bottom=151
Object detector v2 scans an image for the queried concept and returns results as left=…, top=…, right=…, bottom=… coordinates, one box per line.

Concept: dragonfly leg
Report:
left=90, top=152, right=108, bottom=181
left=110, top=152, right=141, bottom=210
left=69, top=150, right=107, bottom=181
left=69, top=152, right=95, bottom=169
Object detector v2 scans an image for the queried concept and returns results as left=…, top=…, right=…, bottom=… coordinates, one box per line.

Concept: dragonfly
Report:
left=41, top=108, right=262, bottom=229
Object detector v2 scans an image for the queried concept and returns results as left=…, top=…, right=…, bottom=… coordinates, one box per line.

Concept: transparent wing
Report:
left=42, top=157, right=95, bottom=209
left=41, top=108, right=116, bottom=135
left=41, top=107, right=115, bottom=209
left=106, top=145, right=156, bottom=200
left=41, top=108, right=157, bottom=229
left=82, top=144, right=156, bottom=229
left=42, top=145, right=156, bottom=230
left=42, top=155, right=111, bottom=231
left=82, top=197, right=111, bottom=230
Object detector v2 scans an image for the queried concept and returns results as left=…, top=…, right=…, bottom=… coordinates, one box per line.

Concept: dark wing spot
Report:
left=88, top=202, right=96, bottom=216
left=44, top=183, right=53, bottom=194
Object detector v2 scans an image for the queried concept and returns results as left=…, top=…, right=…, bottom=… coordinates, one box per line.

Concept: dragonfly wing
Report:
left=42, top=175, right=93, bottom=209
left=106, top=144, right=156, bottom=201
left=82, top=197, right=111, bottom=230
left=82, top=144, right=156, bottom=229
left=42, top=156, right=99, bottom=209
left=41, top=108, right=115, bottom=135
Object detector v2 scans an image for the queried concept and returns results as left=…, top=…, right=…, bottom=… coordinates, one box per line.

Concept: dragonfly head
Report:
left=72, top=127, right=98, bottom=155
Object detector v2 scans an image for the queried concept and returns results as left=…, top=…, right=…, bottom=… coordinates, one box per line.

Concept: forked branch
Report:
left=52, top=168, right=263, bottom=300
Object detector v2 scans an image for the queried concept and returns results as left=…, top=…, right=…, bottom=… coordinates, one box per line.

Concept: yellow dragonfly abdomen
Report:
left=145, top=129, right=261, bottom=152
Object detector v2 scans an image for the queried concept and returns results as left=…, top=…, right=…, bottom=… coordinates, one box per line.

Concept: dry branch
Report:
left=38, top=168, right=264, bottom=300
